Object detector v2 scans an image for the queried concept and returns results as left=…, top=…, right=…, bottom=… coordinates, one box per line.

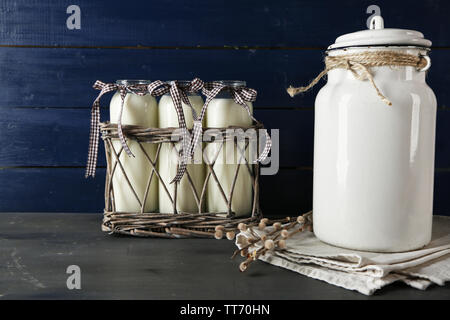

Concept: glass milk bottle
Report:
left=313, top=17, right=436, bottom=252
left=158, top=82, right=205, bottom=213
left=110, top=80, right=159, bottom=213
left=205, top=81, right=254, bottom=217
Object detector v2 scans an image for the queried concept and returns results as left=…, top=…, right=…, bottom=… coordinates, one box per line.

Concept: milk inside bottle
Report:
left=109, top=80, right=159, bottom=213
left=158, top=82, right=205, bottom=213
left=205, top=81, right=254, bottom=217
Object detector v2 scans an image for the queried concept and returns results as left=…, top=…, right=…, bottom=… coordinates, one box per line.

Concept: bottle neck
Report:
left=115, top=80, right=152, bottom=86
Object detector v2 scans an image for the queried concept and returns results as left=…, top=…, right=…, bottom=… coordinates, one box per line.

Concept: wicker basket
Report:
left=100, top=121, right=265, bottom=238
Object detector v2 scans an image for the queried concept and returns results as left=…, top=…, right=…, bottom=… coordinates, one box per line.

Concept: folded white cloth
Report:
left=236, top=216, right=450, bottom=295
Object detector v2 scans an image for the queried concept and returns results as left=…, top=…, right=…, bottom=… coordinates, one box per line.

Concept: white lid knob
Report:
left=369, top=15, right=384, bottom=30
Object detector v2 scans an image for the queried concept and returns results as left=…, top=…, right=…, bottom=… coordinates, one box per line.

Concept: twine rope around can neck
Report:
left=287, top=51, right=429, bottom=106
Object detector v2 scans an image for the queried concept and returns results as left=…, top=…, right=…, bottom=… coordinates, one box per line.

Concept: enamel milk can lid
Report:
left=328, top=15, right=432, bottom=50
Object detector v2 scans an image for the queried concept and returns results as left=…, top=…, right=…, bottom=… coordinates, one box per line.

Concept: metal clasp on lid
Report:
left=418, top=55, right=431, bottom=72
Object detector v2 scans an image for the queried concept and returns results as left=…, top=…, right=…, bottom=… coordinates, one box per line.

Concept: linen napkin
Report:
left=235, top=215, right=450, bottom=295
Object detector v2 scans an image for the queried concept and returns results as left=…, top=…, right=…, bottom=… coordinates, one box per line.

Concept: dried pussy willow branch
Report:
left=215, top=211, right=313, bottom=272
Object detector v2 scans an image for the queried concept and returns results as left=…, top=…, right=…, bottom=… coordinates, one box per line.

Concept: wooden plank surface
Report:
left=0, top=0, right=448, bottom=47
left=2, top=212, right=448, bottom=299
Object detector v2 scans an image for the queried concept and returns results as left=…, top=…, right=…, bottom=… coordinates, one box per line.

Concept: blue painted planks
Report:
left=0, top=47, right=448, bottom=109
left=260, top=169, right=313, bottom=214
left=0, top=0, right=449, bottom=216
left=435, top=110, right=450, bottom=168
left=0, top=107, right=313, bottom=167
left=0, top=167, right=448, bottom=215
left=0, top=107, right=105, bottom=167
left=0, top=168, right=105, bottom=212
left=2, top=107, right=450, bottom=168
left=0, top=0, right=448, bottom=47
left=0, top=47, right=322, bottom=108
left=434, top=170, right=450, bottom=215
left=0, top=168, right=310, bottom=213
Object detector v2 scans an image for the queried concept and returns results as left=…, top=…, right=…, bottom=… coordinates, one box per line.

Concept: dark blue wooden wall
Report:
left=0, top=0, right=449, bottom=215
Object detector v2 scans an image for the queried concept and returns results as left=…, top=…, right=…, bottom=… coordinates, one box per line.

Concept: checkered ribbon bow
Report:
left=148, top=78, right=204, bottom=183
left=187, top=82, right=272, bottom=166
left=86, top=79, right=271, bottom=181
left=85, top=81, right=149, bottom=178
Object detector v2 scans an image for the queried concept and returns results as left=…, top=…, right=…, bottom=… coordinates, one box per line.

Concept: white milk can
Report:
left=309, top=16, right=436, bottom=252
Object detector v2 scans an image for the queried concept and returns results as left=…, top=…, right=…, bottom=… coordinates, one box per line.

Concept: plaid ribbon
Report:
left=86, top=79, right=271, bottom=180
left=85, top=81, right=149, bottom=178
left=187, top=82, right=272, bottom=165
left=147, top=78, right=204, bottom=183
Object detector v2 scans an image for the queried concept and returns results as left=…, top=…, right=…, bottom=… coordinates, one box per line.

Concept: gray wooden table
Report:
left=1, top=213, right=449, bottom=300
